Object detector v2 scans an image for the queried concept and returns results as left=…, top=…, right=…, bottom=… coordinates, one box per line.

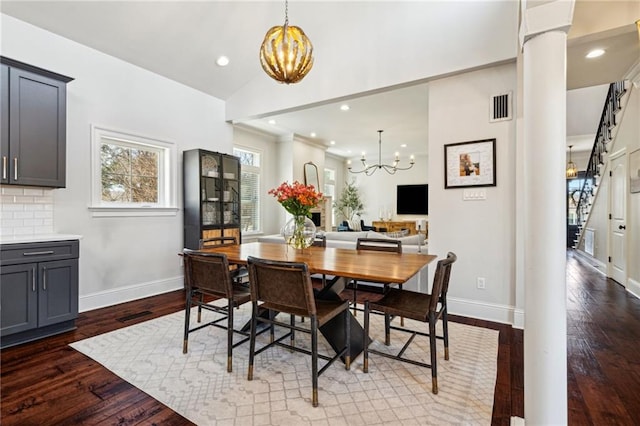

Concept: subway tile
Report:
left=34, top=225, right=54, bottom=234
left=23, top=188, right=44, bottom=196
left=1, top=219, right=24, bottom=228
left=34, top=211, right=53, bottom=219
left=13, top=227, right=35, bottom=235
left=1, top=203, right=24, bottom=212
left=23, top=219, right=44, bottom=227
left=1, top=195, right=15, bottom=203
left=1, top=187, right=24, bottom=196
left=15, top=196, right=35, bottom=204
left=35, top=197, right=54, bottom=204
left=24, top=204, right=44, bottom=211
left=13, top=211, right=35, bottom=219
left=0, top=228, right=15, bottom=236
left=0, top=211, right=13, bottom=220
left=42, top=219, right=53, bottom=226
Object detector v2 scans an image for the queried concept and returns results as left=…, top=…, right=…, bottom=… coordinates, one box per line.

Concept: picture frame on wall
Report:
left=444, top=138, right=497, bottom=189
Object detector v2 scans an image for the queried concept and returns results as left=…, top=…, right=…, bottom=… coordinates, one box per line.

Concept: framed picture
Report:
left=630, top=148, right=640, bottom=194
left=444, top=138, right=496, bottom=188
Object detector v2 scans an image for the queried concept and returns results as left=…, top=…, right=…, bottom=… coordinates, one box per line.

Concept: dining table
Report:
left=201, top=241, right=437, bottom=359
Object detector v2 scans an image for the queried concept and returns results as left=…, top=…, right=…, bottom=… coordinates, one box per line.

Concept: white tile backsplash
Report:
left=0, top=185, right=54, bottom=236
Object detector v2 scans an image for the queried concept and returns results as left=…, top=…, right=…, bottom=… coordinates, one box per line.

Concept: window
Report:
left=90, top=126, right=177, bottom=217
left=233, top=147, right=261, bottom=234
left=324, top=168, right=336, bottom=225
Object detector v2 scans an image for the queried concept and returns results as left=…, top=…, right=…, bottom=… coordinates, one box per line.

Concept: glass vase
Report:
left=282, top=215, right=316, bottom=251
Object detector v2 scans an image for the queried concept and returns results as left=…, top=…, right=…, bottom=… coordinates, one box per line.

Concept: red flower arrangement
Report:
left=268, top=181, right=323, bottom=218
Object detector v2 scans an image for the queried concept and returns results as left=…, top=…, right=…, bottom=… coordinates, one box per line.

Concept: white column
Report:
left=521, top=1, right=574, bottom=424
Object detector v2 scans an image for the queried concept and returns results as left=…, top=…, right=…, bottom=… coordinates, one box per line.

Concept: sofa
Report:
left=258, top=230, right=427, bottom=254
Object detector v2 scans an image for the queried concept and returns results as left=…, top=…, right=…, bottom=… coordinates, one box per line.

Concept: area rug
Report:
left=71, top=304, right=499, bottom=425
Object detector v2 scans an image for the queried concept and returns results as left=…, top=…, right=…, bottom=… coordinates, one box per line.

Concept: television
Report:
left=396, top=184, right=428, bottom=215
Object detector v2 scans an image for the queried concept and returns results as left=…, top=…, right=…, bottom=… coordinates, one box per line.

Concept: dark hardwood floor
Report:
left=2, top=250, right=635, bottom=425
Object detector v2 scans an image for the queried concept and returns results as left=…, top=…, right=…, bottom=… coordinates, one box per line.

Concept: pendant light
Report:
left=259, top=0, right=314, bottom=84
left=566, top=145, right=578, bottom=179
left=348, top=130, right=415, bottom=176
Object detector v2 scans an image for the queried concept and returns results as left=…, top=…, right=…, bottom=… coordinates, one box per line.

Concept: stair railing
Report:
left=573, top=81, right=626, bottom=246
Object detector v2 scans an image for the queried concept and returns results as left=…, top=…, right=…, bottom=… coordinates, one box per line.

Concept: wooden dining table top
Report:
left=201, top=242, right=437, bottom=284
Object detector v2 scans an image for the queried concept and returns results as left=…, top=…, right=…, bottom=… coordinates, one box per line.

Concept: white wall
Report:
left=226, top=1, right=518, bottom=121
left=1, top=15, right=233, bottom=311
left=428, top=63, right=517, bottom=323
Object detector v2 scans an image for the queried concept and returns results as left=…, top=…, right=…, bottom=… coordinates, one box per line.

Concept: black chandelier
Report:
left=348, top=130, right=415, bottom=176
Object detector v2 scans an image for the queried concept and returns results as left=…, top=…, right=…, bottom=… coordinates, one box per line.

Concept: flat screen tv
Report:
left=396, top=184, right=428, bottom=215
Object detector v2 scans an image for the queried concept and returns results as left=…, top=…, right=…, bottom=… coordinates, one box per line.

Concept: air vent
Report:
left=490, top=92, right=512, bottom=122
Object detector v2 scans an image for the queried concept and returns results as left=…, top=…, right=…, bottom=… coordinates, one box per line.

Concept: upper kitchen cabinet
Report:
left=1, top=57, right=73, bottom=188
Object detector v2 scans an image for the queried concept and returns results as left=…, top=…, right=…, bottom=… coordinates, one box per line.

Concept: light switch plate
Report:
left=463, top=188, right=487, bottom=200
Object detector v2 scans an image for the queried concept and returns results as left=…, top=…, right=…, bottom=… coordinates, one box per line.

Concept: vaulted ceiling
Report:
left=2, top=1, right=638, bottom=157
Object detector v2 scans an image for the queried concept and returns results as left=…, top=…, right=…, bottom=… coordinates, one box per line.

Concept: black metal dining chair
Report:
left=246, top=255, right=351, bottom=407
left=363, top=251, right=457, bottom=394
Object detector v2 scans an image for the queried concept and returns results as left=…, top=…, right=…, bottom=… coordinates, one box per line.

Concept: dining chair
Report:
left=246, top=256, right=351, bottom=407
left=199, top=236, right=248, bottom=285
left=182, top=249, right=251, bottom=373
left=350, top=238, right=403, bottom=317
left=363, top=251, right=457, bottom=394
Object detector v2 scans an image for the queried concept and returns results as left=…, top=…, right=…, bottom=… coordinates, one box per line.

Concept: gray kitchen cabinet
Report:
left=0, top=240, right=79, bottom=348
left=0, top=57, right=73, bottom=187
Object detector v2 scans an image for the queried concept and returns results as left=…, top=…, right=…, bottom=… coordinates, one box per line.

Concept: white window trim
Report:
left=89, top=125, right=178, bottom=217
left=234, top=144, right=263, bottom=235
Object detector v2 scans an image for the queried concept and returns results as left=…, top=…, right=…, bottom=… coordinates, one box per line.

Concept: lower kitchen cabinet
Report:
left=0, top=240, right=79, bottom=348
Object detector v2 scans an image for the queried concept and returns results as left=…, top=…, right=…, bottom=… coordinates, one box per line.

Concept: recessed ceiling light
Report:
left=400, top=144, right=407, bottom=148
left=268, top=119, right=276, bottom=125
left=216, top=56, right=230, bottom=66
left=585, top=49, right=605, bottom=59
left=330, top=140, right=336, bottom=145
left=347, top=150, right=352, bottom=154
left=310, top=132, right=316, bottom=137
left=340, top=104, right=350, bottom=111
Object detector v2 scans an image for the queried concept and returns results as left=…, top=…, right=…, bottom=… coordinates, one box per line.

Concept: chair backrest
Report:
left=356, top=238, right=402, bottom=253
left=199, top=236, right=238, bottom=249
left=183, top=249, right=234, bottom=299
left=429, top=252, right=457, bottom=312
left=312, top=234, right=326, bottom=247
left=247, top=256, right=316, bottom=316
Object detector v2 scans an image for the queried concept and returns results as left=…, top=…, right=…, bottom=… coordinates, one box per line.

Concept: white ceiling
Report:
left=2, top=0, right=638, bottom=158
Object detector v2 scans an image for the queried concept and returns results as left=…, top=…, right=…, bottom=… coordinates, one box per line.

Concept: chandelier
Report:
left=566, top=145, right=577, bottom=179
left=348, top=130, right=415, bottom=176
left=259, top=0, right=314, bottom=84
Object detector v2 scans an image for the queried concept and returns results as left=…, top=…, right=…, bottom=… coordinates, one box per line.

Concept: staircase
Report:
left=572, top=81, right=628, bottom=249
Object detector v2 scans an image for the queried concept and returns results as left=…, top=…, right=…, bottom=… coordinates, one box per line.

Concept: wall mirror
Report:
left=303, top=161, right=319, bottom=190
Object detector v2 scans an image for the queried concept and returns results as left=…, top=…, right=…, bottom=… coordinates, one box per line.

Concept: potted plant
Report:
left=333, top=180, right=364, bottom=229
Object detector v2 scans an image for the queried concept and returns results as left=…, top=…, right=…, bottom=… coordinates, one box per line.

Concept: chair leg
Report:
left=269, top=310, right=275, bottom=343
left=429, top=314, right=438, bottom=394
left=311, top=315, right=319, bottom=407
left=344, top=307, right=351, bottom=370
left=352, top=280, right=358, bottom=317
left=248, top=302, right=258, bottom=381
left=227, top=299, right=234, bottom=372
left=399, top=283, right=404, bottom=326
left=363, top=301, right=370, bottom=373
left=442, top=305, right=450, bottom=361
left=290, top=314, right=296, bottom=351
left=197, top=292, right=204, bottom=323
left=384, top=313, right=391, bottom=346
left=183, top=289, right=192, bottom=354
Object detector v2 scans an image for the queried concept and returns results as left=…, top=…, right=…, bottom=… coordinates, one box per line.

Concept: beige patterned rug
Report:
left=71, top=304, right=498, bottom=425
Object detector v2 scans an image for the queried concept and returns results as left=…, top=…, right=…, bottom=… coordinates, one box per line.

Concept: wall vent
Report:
left=490, top=92, right=512, bottom=122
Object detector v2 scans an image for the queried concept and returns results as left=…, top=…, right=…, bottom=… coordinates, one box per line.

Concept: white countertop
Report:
left=0, top=234, right=83, bottom=245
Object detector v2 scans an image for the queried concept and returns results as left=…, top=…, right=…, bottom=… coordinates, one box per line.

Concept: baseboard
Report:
left=627, top=278, right=640, bottom=300
left=512, top=308, right=525, bottom=329
left=448, top=297, right=515, bottom=325
left=79, top=276, right=184, bottom=313
left=574, top=249, right=607, bottom=274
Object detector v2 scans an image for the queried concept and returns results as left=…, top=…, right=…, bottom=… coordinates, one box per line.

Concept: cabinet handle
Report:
left=23, top=250, right=55, bottom=256
left=32, top=268, right=36, bottom=292
left=13, top=157, right=18, bottom=180
left=2, top=156, right=6, bottom=180
left=43, top=266, right=47, bottom=290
